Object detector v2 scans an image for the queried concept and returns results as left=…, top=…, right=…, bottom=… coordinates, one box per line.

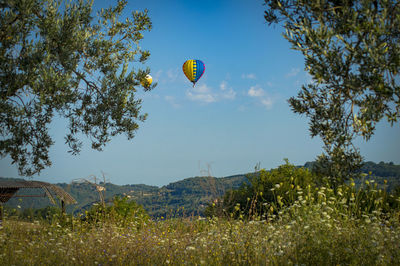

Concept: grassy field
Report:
left=2, top=165, right=400, bottom=265
left=1, top=201, right=400, bottom=265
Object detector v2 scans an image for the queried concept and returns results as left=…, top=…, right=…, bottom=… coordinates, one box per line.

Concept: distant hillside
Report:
left=1, top=174, right=247, bottom=217
left=1, top=180, right=160, bottom=215
left=303, top=161, right=400, bottom=191
left=135, top=175, right=246, bottom=217
left=2, top=161, right=399, bottom=217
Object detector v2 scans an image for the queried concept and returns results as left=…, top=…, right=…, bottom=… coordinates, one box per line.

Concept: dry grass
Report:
left=1, top=206, right=399, bottom=265
left=1, top=172, right=400, bottom=265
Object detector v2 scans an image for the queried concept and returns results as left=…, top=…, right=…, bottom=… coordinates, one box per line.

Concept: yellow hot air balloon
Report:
left=141, top=74, right=152, bottom=87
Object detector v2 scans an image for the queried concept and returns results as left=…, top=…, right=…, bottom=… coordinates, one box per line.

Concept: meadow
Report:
left=1, top=171, right=400, bottom=265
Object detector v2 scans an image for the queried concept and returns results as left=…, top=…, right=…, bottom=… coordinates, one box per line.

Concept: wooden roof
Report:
left=0, top=180, right=76, bottom=205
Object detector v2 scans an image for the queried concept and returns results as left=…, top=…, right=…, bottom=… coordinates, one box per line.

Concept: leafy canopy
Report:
left=0, top=0, right=155, bottom=175
left=264, top=0, right=400, bottom=184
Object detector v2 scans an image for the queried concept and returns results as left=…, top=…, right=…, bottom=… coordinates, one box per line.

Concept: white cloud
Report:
left=285, top=68, right=300, bottom=78
left=248, top=85, right=265, bottom=97
left=186, top=91, right=216, bottom=103
left=193, top=83, right=211, bottom=94
left=247, top=85, right=275, bottom=110
left=220, top=80, right=228, bottom=91
left=220, top=81, right=236, bottom=100
left=186, top=84, right=216, bottom=103
left=261, top=98, right=273, bottom=109
left=186, top=81, right=236, bottom=103
left=242, top=73, right=256, bottom=80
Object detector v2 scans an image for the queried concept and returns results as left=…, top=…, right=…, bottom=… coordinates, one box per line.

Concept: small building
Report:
left=0, top=180, right=76, bottom=222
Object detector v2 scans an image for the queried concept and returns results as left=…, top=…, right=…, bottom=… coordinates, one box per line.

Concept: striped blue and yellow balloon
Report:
left=182, top=59, right=205, bottom=87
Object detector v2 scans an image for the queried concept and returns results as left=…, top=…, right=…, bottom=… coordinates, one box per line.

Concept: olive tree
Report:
left=264, top=0, right=400, bottom=184
left=0, top=0, right=155, bottom=175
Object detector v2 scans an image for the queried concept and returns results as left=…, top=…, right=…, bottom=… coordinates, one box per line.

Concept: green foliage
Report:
left=108, top=196, right=150, bottom=227
left=3, top=205, right=76, bottom=228
left=363, top=161, right=400, bottom=179
left=84, top=196, right=150, bottom=227
left=20, top=206, right=61, bottom=221
left=207, top=161, right=400, bottom=221
left=264, top=0, right=400, bottom=183
left=0, top=0, right=155, bottom=176
left=206, top=160, right=320, bottom=218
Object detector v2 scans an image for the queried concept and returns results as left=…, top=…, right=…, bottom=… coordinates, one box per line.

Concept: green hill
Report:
left=2, top=161, right=399, bottom=217
left=304, top=161, right=400, bottom=191
left=1, top=174, right=246, bottom=217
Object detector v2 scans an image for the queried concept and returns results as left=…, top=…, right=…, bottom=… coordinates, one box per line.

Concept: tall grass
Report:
left=1, top=163, right=400, bottom=265
left=1, top=199, right=399, bottom=264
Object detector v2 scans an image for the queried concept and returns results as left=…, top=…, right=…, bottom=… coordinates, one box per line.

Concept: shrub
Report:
left=206, top=160, right=400, bottom=221
left=83, top=196, right=150, bottom=228
left=206, top=160, right=320, bottom=219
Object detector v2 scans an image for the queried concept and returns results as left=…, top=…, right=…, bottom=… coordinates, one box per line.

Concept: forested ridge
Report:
left=2, top=161, right=399, bottom=217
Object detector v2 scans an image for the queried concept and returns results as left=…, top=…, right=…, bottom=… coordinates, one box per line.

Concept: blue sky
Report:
left=1, top=0, right=399, bottom=186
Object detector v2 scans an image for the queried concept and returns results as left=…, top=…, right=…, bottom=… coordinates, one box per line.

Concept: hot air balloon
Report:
left=141, top=74, right=152, bottom=87
left=182, top=60, right=205, bottom=87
